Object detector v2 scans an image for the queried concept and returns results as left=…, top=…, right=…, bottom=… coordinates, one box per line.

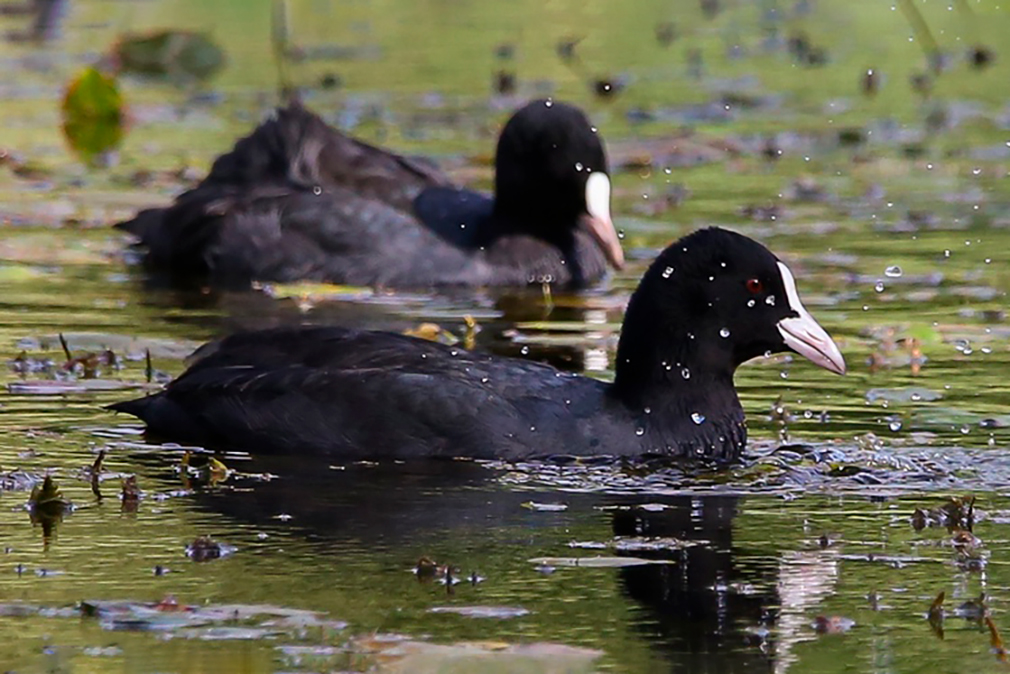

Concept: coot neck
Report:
left=608, top=276, right=747, bottom=460
left=490, top=153, right=585, bottom=235
left=483, top=199, right=586, bottom=284
left=489, top=193, right=580, bottom=234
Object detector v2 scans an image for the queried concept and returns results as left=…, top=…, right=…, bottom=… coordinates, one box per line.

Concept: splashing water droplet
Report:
left=644, top=407, right=652, bottom=414
left=747, top=299, right=756, bottom=308
left=719, top=328, right=730, bottom=338
left=312, top=185, right=322, bottom=195
left=889, top=420, right=902, bottom=432
left=481, top=377, right=489, bottom=384
left=765, top=296, right=775, bottom=306
left=874, top=281, right=885, bottom=293
left=960, top=424, right=971, bottom=435
left=520, top=346, right=529, bottom=355
left=617, top=230, right=625, bottom=240
left=635, top=427, right=645, bottom=436
left=575, top=162, right=583, bottom=171
left=780, top=371, right=789, bottom=379
left=662, top=266, right=674, bottom=279
left=681, top=367, right=691, bottom=380
left=885, top=265, right=903, bottom=278
left=691, top=412, right=706, bottom=425
left=530, top=425, right=537, bottom=432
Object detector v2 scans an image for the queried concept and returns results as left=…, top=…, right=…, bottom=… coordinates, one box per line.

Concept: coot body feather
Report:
left=116, top=100, right=623, bottom=288
left=110, top=228, right=845, bottom=462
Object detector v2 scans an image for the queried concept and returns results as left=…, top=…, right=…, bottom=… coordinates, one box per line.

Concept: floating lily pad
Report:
left=428, top=606, right=530, bottom=619
left=613, top=536, right=702, bottom=552
left=516, top=321, right=621, bottom=332
left=909, top=408, right=1010, bottom=431
left=169, top=626, right=283, bottom=640
left=0, top=469, right=45, bottom=492
left=521, top=501, right=568, bottom=512
left=81, top=599, right=334, bottom=633
left=61, top=67, right=125, bottom=165
left=0, top=604, right=39, bottom=617
left=348, top=636, right=603, bottom=674
left=263, top=282, right=373, bottom=302
left=113, top=30, right=225, bottom=84
left=528, top=556, right=674, bottom=568
left=865, top=387, right=942, bottom=404
left=8, top=380, right=158, bottom=395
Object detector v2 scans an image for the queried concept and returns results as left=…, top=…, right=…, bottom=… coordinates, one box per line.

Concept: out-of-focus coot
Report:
left=109, top=228, right=845, bottom=463
left=115, top=99, right=623, bottom=288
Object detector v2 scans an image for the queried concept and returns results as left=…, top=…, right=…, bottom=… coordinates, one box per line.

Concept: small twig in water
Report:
left=58, top=333, right=72, bottom=362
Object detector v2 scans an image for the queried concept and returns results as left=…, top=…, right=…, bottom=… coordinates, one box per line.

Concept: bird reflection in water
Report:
left=175, top=453, right=840, bottom=671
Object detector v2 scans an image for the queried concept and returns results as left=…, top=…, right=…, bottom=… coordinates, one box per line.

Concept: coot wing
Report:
left=115, top=102, right=453, bottom=273
left=132, top=328, right=589, bottom=458
left=203, top=103, right=451, bottom=212
left=411, top=186, right=495, bottom=249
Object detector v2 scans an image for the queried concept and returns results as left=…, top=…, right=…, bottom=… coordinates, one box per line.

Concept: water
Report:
left=2, top=0, right=1010, bottom=671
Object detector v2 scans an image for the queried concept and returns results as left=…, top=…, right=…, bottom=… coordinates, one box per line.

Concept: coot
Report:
left=110, top=228, right=845, bottom=462
left=116, top=99, right=623, bottom=288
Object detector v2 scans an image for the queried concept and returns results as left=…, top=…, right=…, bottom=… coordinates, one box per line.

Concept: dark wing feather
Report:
left=204, top=189, right=518, bottom=286
left=411, top=186, right=495, bottom=249
left=203, top=102, right=451, bottom=210
left=127, top=327, right=599, bottom=458
left=114, top=102, right=452, bottom=282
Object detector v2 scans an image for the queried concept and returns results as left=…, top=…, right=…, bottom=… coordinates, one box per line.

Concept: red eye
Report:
left=746, top=278, right=763, bottom=294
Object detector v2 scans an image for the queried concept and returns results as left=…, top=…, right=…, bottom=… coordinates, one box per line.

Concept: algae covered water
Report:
left=1, top=0, right=1010, bottom=671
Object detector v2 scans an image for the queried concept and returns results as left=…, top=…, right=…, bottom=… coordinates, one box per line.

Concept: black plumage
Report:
left=109, top=228, right=845, bottom=463
left=116, top=99, right=623, bottom=288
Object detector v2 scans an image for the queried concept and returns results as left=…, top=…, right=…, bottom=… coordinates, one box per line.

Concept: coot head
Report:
left=493, top=99, right=624, bottom=270
left=613, top=228, right=844, bottom=401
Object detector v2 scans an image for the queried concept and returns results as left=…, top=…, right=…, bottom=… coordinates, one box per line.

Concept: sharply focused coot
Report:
left=115, top=99, right=624, bottom=288
left=110, top=228, right=845, bottom=462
